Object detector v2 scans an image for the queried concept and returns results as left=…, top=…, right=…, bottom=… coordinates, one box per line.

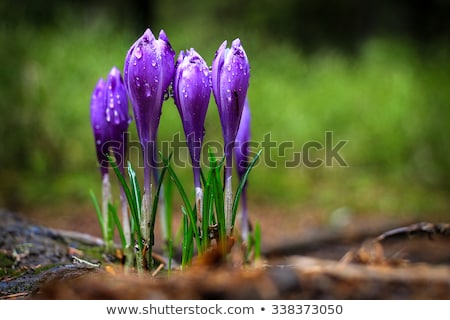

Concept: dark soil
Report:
left=0, top=208, right=449, bottom=299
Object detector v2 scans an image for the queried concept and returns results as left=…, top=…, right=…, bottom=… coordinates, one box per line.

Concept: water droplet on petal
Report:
left=151, top=60, right=157, bottom=67
left=113, top=109, right=120, bottom=124
left=105, top=108, right=111, bottom=123
left=145, top=83, right=151, bottom=97
left=135, top=77, right=141, bottom=88
left=134, top=47, right=142, bottom=59
left=96, top=139, right=101, bottom=145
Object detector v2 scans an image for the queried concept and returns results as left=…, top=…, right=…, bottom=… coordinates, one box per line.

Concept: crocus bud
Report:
left=105, top=66, right=131, bottom=170
left=90, top=78, right=109, bottom=175
left=90, top=67, right=130, bottom=253
left=90, top=68, right=131, bottom=174
left=234, top=97, right=251, bottom=180
left=212, top=38, right=250, bottom=236
left=212, top=38, right=250, bottom=156
left=123, top=28, right=175, bottom=257
left=124, top=28, right=175, bottom=156
left=173, top=48, right=211, bottom=188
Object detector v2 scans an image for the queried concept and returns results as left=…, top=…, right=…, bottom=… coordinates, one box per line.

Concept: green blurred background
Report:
left=1, top=0, right=449, bottom=222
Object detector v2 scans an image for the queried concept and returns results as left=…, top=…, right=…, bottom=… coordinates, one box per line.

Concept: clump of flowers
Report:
left=90, top=28, right=260, bottom=271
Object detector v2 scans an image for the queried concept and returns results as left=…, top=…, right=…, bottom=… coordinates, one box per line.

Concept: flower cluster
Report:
left=90, top=28, right=251, bottom=265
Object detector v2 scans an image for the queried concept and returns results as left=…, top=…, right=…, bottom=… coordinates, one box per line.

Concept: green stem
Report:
left=142, top=146, right=153, bottom=269
left=102, top=172, right=114, bottom=252
left=224, top=165, right=233, bottom=237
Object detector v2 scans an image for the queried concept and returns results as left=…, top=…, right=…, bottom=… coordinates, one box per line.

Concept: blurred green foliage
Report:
left=0, top=1, right=449, bottom=218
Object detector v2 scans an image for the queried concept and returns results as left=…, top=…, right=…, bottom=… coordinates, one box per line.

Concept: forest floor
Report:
left=0, top=205, right=449, bottom=299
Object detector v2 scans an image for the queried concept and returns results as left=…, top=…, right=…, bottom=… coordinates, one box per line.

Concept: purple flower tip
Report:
left=90, top=67, right=130, bottom=174
left=123, top=28, right=175, bottom=145
left=173, top=48, right=211, bottom=186
left=212, top=38, right=250, bottom=154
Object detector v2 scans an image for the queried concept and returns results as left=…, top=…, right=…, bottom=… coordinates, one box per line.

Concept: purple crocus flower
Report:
left=173, top=48, right=211, bottom=210
left=105, top=66, right=132, bottom=250
left=234, top=97, right=251, bottom=242
left=212, top=39, right=250, bottom=156
left=90, top=78, right=109, bottom=176
left=105, top=66, right=131, bottom=172
left=90, top=67, right=131, bottom=173
left=123, top=28, right=175, bottom=255
left=90, top=66, right=131, bottom=251
left=124, top=29, right=175, bottom=152
left=212, top=38, right=250, bottom=235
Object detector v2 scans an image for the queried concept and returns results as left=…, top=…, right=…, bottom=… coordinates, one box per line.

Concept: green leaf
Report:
left=201, top=170, right=213, bottom=251
left=126, top=162, right=143, bottom=246
left=108, top=203, right=126, bottom=251
left=162, top=155, right=200, bottom=247
left=231, top=149, right=262, bottom=228
left=107, top=155, right=143, bottom=250
left=89, top=190, right=105, bottom=240
left=107, top=202, right=115, bottom=242
left=150, top=155, right=170, bottom=247
left=208, top=149, right=225, bottom=240
left=181, top=208, right=194, bottom=267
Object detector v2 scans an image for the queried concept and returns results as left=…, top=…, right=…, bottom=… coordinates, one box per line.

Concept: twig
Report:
left=48, top=228, right=105, bottom=246
left=376, top=222, right=450, bottom=241
left=151, top=263, right=165, bottom=277
left=0, top=292, right=29, bottom=300
left=262, top=221, right=410, bottom=258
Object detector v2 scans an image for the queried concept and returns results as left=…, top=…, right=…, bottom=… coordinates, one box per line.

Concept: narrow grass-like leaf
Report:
left=125, top=164, right=143, bottom=245
left=107, top=155, right=143, bottom=249
left=109, top=203, right=126, bottom=250
left=200, top=167, right=207, bottom=187
left=181, top=208, right=194, bottom=267
left=162, top=156, right=200, bottom=246
left=208, top=149, right=226, bottom=240
left=231, top=149, right=262, bottom=229
left=150, top=156, right=170, bottom=247
left=163, top=177, right=174, bottom=271
left=107, top=202, right=115, bottom=243
left=89, top=190, right=105, bottom=240
left=128, top=161, right=141, bottom=217
left=201, top=170, right=213, bottom=251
